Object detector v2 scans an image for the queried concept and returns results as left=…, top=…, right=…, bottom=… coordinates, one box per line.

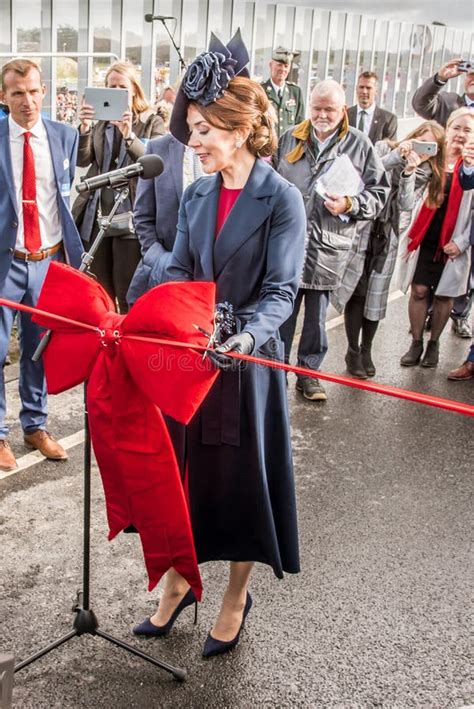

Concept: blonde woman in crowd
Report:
left=334, top=120, right=445, bottom=378
left=398, top=108, right=473, bottom=368
left=73, top=61, right=165, bottom=312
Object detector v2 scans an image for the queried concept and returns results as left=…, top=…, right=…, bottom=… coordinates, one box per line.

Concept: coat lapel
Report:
left=0, top=120, right=18, bottom=215
left=347, top=106, right=357, bottom=129
left=185, top=175, right=219, bottom=281
left=44, top=120, right=65, bottom=192
left=369, top=107, right=380, bottom=142
left=169, top=138, right=184, bottom=198
left=213, top=160, right=273, bottom=278
left=93, top=122, right=107, bottom=170
left=263, top=79, right=277, bottom=104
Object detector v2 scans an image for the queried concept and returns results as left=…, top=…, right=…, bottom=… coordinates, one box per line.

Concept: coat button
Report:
left=12, top=221, right=18, bottom=228
left=9, top=247, right=14, bottom=253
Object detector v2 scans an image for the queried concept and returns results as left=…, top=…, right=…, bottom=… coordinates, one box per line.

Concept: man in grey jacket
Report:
left=412, top=57, right=474, bottom=340
left=412, top=57, right=474, bottom=128
left=276, top=80, right=389, bottom=400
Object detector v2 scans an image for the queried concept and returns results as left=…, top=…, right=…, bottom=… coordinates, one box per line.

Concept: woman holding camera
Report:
left=333, top=120, right=445, bottom=378
left=73, top=61, right=165, bottom=313
left=398, top=107, right=473, bottom=368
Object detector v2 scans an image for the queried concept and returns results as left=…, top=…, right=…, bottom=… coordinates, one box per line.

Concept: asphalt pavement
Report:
left=0, top=294, right=472, bottom=708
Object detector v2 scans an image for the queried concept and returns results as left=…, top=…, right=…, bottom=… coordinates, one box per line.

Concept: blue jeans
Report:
left=0, top=253, right=62, bottom=438
left=279, top=288, right=330, bottom=371
left=451, top=289, right=472, bottom=320
left=467, top=343, right=474, bottom=363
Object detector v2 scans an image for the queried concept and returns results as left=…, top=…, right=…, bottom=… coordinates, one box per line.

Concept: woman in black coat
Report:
left=133, top=33, right=306, bottom=657
left=72, top=61, right=165, bottom=313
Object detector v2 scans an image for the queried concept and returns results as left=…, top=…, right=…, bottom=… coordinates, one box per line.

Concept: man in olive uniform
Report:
left=261, top=47, right=305, bottom=138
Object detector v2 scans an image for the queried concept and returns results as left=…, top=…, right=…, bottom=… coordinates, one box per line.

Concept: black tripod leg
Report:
left=14, top=630, right=78, bottom=672
left=95, top=629, right=187, bottom=682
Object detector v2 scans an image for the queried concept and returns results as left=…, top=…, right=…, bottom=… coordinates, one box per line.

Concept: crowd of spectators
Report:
left=82, top=52, right=474, bottom=392
left=55, top=86, right=78, bottom=124
left=4, top=52, right=473, bottom=394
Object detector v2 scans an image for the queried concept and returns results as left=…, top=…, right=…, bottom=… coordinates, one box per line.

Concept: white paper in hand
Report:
left=315, top=154, right=365, bottom=199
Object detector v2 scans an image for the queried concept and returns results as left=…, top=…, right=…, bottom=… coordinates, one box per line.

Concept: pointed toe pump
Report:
left=202, top=592, right=253, bottom=658
left=133, top=588, right=197, bottom=637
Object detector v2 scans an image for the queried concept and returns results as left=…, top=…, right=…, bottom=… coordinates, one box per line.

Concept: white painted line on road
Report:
left=326, top=290, right=405, bottom=331
left=0, top=429, right=85, bottom=480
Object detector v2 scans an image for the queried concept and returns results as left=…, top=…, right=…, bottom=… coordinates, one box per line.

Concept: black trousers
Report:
left=83, top=235, right=141, bottom=314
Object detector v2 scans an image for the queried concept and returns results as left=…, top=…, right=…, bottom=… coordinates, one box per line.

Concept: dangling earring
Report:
left=235, top=138, right=243, bottom=149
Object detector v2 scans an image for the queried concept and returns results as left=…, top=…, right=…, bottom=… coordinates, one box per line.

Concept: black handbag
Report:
left=104, top=211, right=136, bottom=238
left=97, top=195, right=135, bottom=238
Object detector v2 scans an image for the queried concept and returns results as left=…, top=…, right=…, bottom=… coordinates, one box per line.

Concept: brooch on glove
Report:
left=193, top=301, right=235, bottom=358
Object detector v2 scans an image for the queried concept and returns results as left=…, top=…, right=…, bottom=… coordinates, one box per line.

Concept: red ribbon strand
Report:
left=1, top=296, right=472, bottom=419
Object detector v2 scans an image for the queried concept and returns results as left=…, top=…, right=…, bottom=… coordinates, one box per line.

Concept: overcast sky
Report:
left=287, top=0, right=473, bottom=31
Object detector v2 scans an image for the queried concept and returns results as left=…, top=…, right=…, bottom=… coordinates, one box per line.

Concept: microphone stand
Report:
left=33, top=185, right=130, bottom=361
left=158, top=18, right=187, bottom=73
left=20, top=186, right=187, bottom=682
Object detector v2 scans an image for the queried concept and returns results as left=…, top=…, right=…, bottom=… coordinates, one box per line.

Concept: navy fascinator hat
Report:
left=170, top=29, right=250, bottom=145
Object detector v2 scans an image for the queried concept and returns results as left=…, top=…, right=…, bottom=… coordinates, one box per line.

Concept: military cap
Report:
left=272, top=47, right=294, bottom=65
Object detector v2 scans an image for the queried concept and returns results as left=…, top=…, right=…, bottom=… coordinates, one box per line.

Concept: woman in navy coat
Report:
left=133, top=32, right=306, bottom=657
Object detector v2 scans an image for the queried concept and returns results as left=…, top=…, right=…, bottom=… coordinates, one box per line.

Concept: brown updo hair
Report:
left=190, top=77, right=277, bottom=158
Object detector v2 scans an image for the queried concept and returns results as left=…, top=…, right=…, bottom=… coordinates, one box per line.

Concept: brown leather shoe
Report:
left=0, top=440, right=18, bottom=472
left=24, top=430, right=68, bottom=460
left=447, top=360, right=474, bottom=381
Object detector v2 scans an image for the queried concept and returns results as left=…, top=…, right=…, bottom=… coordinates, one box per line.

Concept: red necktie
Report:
left=22, top=131, right=41, bottom=253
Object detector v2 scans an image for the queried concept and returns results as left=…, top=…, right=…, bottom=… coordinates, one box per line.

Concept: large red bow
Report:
left=32, top=262, right=219, bottom=600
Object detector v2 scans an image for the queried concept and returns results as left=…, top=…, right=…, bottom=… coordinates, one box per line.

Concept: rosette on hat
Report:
left=170, top=28, right=250, bottom=145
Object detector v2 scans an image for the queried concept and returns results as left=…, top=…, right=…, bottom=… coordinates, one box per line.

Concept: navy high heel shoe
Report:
left=133, top=588, right=197, bottom=637
left=202, top=592, right=252, bottom=658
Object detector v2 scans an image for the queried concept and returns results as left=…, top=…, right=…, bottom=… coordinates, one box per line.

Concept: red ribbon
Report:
left=1, top=279, right=473, bottom=421
left=1, top=261, right=472, bottom=594
left=3, top=263, right=222, bottom=599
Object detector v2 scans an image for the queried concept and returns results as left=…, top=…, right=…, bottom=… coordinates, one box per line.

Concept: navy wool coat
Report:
left=165, top=158, right=306, bottom=577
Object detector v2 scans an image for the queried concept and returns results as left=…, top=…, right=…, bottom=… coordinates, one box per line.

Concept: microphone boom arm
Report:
left=157, top=17, right=186, bottom=73
left=32, top=186, right=130, bottom=362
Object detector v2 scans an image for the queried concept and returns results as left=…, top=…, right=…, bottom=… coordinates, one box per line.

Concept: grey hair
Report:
left=310, top=79, right=346, bottom=105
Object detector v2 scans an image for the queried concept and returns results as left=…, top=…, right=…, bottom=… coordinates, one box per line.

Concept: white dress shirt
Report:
left=356, top=102, right=376, bottom=135
left=8, top=115, right=63, bottom=252
left=182, top=145, right=204, bottom=190
left=270, top=79, right=285, bottom=99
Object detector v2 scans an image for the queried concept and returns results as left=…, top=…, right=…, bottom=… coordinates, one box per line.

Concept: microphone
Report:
left=144, top=14, right=175, bottom=22
left=76, top=154, right=164, bottom=193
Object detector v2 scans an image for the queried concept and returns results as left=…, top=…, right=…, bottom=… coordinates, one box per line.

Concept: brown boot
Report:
left=447, top=360, right=474, bottom=381
left=0, top=440, right=18, bottom=472
left=24, top=430, right=68, bottom=461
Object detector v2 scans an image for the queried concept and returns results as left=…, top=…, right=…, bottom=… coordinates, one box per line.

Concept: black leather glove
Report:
left=217, top=332, right=255, bottom=355
left=207, top=332, right=255, bottom=371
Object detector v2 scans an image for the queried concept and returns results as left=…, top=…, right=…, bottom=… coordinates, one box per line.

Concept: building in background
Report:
left=0, top=0, right=472, bottom=130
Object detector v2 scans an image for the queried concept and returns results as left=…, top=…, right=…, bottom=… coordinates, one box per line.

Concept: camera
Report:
left=458, top=60, right=474, bottom=73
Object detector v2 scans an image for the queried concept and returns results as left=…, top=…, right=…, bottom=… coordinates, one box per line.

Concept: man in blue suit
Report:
left=127, top=132, right=202, bottom=305
left=0, top=58, right=83, bottom=471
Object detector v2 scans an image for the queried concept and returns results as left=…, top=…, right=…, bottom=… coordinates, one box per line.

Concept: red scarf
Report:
left=407, top=158, right=463, bottom=258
